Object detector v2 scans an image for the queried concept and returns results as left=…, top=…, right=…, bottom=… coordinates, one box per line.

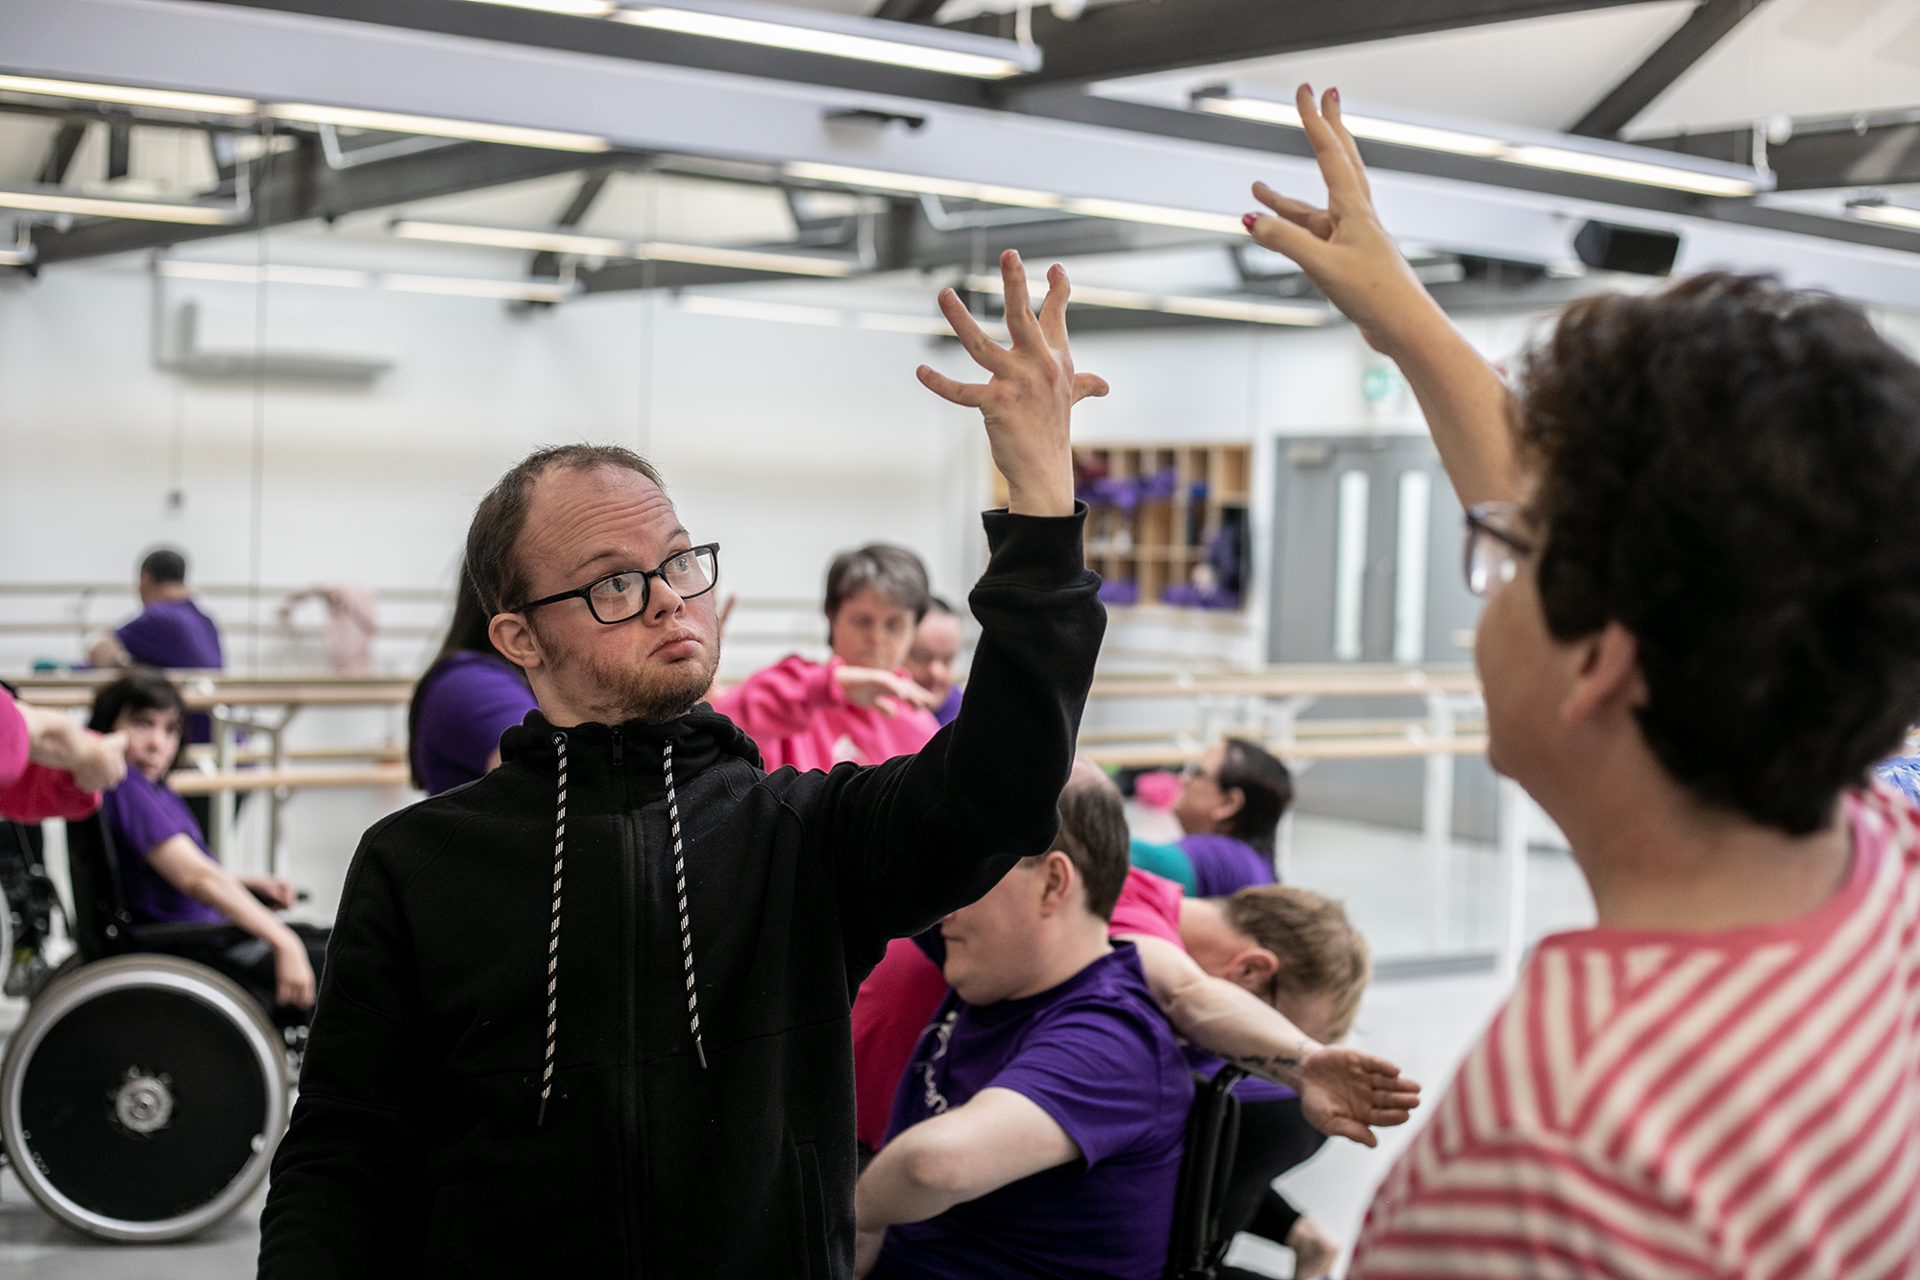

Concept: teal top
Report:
left=1127, top=837, right=1196, bottom=894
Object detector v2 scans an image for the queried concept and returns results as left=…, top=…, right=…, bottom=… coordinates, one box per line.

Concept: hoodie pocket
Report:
left=793, top=1139, right=831, bottom=1280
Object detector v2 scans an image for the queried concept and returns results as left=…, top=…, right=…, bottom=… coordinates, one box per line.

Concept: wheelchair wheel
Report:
left=0, top=954, right=289, bottom=1242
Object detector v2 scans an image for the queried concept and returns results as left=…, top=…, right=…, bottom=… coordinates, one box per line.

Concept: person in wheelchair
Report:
left=89, top=668, right=326, bottom=1020
left=853, top=774, right=1191, bottom=1279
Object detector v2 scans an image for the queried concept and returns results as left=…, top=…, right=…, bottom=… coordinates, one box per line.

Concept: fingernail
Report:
left=1242, top=213, right=1258, bottom=230
left=1329, top=87, right=1340, bottom=104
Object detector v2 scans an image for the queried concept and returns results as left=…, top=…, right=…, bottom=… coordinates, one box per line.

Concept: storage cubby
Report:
left=1071, top=442, right=1252, bottom=610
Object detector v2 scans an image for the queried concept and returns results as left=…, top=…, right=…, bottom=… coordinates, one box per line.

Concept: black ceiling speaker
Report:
left=1572, top=220, right=1682, bottom=276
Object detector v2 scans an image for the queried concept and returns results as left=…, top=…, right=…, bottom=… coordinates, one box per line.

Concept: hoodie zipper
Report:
left=611, top=727, right=645, bottom=1276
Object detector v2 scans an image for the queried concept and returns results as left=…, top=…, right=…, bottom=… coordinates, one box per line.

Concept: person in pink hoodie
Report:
left=713, top=544, right=942, bottom=771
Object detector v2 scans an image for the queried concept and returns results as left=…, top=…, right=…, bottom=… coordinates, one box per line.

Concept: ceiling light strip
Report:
left=388, top=219, right=856, bottom=275
left=1193, top=94, right=1759, bottom=199
left=156, top=258, right=573, bottom=302
left=965, top=273, right=1325, bottom=327
left=1849, top=202, right=1920, bottom=231
left=0, top=186, right=238, bottom=225
left=0, top=72, right=256, bottom=116
left=269, top=104, right=610, bottom=153
left=677, top=293, right=1010, bottom=339
left=611, top=8, right=1023, bottom=78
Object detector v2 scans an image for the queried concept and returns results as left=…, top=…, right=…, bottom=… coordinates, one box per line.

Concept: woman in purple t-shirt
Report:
left=92, top=670, right=324, bottom=1012
left=1130, top=738, right=1293, bottom=897
left=407, top=573, right=539, bottom=796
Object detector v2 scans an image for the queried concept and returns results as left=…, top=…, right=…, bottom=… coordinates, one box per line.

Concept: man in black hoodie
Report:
left=258, top=253, right=1415, bottom=1279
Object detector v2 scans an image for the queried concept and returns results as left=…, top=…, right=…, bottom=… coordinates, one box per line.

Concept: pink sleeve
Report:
left=0, top=762, right=101, bottom=823
left=1107, top=868, right=1185, bottom=947
left=0, top=693, right=28, bottom=790
left=710, top=655, right=842, bottom=742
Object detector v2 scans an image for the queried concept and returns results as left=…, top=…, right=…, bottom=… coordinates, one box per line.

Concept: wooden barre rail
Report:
left=1082, top=736, right=1490, bottom=767
left=18, top=683, right=416, bottom=710
left=182, top=745, right=406, bottom=765
left=167, top=765, right=412, bottom=796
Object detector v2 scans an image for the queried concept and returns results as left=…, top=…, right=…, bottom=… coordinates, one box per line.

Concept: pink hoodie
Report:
left=710, top=654, right=940, bottom=773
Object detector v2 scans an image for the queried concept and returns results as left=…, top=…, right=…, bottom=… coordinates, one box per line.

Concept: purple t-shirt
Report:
left=100, top=770, right=225, bottom=926
left=117, top=598, right=224, bottom=743
left=1180, top=833, right=1275, bottom=899
left=414, top=651, right=538, bottom=796
left=932, top=684, right=962, bottom=728
left=875, top=938, right=1192, bottom=1280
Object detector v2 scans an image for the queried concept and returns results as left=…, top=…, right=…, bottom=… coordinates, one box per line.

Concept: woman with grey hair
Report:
left=711, top=543, right=943, bottom=771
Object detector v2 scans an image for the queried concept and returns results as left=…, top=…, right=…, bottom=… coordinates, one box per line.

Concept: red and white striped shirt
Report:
left=1351, top=785, right=1920, bottom=1279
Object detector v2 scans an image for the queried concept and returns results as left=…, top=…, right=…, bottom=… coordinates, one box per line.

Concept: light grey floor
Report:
left=0, top=813, right=1594, bottom=1279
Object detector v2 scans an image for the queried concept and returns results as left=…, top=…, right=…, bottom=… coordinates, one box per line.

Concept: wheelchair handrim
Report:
left=0, top=955, right=289, bottom=1242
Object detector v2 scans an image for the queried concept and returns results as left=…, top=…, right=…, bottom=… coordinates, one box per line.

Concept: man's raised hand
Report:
left=918, top=249, right=1108, bottom=518
left=1298, top=1046, right=1422, bottom=1148
left=1242, top=85, right=1443, bottom=360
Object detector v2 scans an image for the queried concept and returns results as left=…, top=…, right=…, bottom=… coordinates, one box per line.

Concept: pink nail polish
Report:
left=1330, top=88, right=1340, bottom=104
left=1242, top=213, right=1258, bottom=230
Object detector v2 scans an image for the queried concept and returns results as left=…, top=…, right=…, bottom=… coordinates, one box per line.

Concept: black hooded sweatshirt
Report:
left=257, top=509, right=1103, bottom=1280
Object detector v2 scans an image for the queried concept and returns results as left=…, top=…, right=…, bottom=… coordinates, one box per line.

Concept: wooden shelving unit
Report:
left=1073, top=443, right=1252, bottom=609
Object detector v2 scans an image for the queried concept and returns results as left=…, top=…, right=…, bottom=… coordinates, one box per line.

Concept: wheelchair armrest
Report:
left=125, top=921, right=248, bottom=949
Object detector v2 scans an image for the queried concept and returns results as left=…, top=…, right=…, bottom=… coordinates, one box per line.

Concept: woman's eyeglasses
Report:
left=1463, top=504, right=1534, bottom=599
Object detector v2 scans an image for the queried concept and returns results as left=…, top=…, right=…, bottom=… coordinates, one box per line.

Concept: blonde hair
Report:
left=1222, top=885, right=1370, bottom=1042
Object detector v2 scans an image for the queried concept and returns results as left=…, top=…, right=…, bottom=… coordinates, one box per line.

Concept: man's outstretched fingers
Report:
left=917, top=364, right=987, bottom=408
left=1071, top=372, right=1111, bottom=405
left=1037, top=262, right=1072, bottom=348
left=998, top=249, right=1042, bottom=347
left=937, top=288, right=1012, bottom=371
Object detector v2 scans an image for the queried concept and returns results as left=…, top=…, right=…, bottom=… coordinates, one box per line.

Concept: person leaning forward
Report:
left=261, top=253, right=1110, bottom=1279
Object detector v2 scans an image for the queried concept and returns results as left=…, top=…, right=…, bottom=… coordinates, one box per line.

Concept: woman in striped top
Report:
left=1245, top=84, right=1920, bottom=1277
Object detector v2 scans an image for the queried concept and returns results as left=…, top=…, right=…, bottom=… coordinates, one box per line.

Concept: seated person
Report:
left=712, top=543, right=939, bottom=770
left=1130, top=738, right=1292, bottom=895
left=91, top=669, right=326, bottom=1018
left=408, top=570, right=537, bottom=795
left=904, top=597, right=963, bottom=727
left=1110, top=868, right=1369, bottom=1279
left=855, top=776, right=1192, bottom=1279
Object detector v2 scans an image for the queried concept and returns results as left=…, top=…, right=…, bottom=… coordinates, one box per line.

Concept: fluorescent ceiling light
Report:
left=269, top=104, right=609, bottom=153
left=388, top=219, right=855, bottom=275
left=612, top=6, right=1027, bottom=77
left=677, top=293, right=1010, bottom=339
left=1193, top=90, right=1761, bottom=198
left=467, top=0, right=618, bottom=12
left=0, top=72, right=256, bottom=116
left=966, top=274, right=1326, bottom=327
left=157, top=258, right=573, bottom=303
left=1059, top=198, right=1245, bottom=236
left=785, top=162, right=1062, bottom=210
left=784, top=163, right=1252, bottom=236
left=0, top=184, right=238, bottom=225
left=1849, top=201, right=1920, bottom=231
left=0, top=246, right=34, bottom=268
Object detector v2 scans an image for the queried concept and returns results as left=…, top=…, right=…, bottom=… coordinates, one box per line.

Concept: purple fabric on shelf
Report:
left=876, top=938, right=1192, bottom=1280
left=117, top=599, right=224, bottom=742
left=414, top=651, right=539, bottom=796
left=1179, top=832, right=1275, bottom=899
left=933, top=684, right=963, bottom=728
left=100, top=769, right=226, bottom=926
left=1099, top=579, right=1138, bottom=606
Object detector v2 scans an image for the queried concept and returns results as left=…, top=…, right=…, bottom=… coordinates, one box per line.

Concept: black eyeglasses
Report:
left=1463, top=503, right=1534, bottom=598
left=512, top=544, right=720, bottom=625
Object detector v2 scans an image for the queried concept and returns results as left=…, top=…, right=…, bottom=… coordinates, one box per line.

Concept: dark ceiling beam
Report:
left=968, top=0, right=1651, bottom=89
left=1570, top=0, right=1768, bottom=138
left=1636, top=116, right=1920, bottom=191
left=30, top=135, right=602, bottom=264
left=526, top=166, right=614, bottom=282
left=35, top=121, right=88, bottom=185
left=191, top=0, right=994, bottom=107
left=872, top=0, right=949, bottom=22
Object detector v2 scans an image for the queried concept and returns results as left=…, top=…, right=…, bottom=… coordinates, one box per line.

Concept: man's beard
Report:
left=533, top=619, right=721, bottom=725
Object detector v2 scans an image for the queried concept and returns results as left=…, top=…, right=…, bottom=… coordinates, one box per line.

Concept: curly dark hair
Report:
left=1515, top=272, right=1920, bottom=834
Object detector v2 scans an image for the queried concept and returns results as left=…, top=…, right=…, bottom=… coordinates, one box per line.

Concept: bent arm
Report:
left=856, top=1086, right=1079, bottom=1230
left=1121, top=932, right=1319, bottom=1089
left=147, top=836, right=300, bottom=946
left=18, top=702, right=126, bottom=792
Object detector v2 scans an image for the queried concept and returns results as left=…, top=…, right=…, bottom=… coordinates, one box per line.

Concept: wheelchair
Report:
left=1166, top=1065, right=1248, bottom=1280
left=0, top=814, right=296, bottom=1242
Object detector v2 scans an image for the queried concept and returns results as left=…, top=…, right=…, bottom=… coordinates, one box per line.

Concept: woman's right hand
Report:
left=834, top=666, right=941, bottom=717
left=1243, top=84, right=1445, bottom=359
left=274, top=933, right=317, bottom=1008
